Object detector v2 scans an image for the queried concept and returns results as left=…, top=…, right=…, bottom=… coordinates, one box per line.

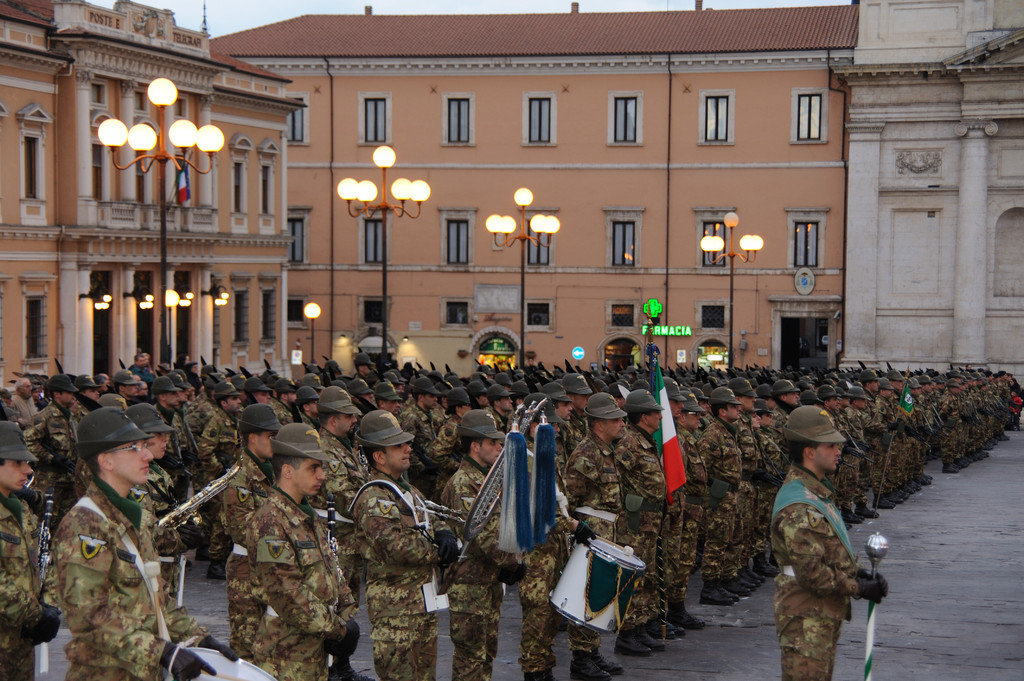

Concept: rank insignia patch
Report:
left=266, top=539, right=287, bottom=559
left=79, top=534, right=107, bottom=560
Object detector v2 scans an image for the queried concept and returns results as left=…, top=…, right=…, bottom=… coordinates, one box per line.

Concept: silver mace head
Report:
left=865, top=532, right=889, bottom=573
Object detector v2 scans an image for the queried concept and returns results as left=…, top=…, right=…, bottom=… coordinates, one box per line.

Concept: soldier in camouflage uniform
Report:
left=26, top=374, right=79, bottom=526
left=71, top=373, right=103, bottom=424
left=560, top=374, right=593, bottom=457
left=563, top=393, right=628, bottom=681
left=314, top=387, right=369, bottom=604
left=697, top=387, right=746, bottom=606
left=0, top=424, right=61, bottom=681
left=727, top=377, right=766, bottom=592
left=150, top=376, right=192, bottom=501
left=772, top=406, right=889, bottom=681
left=440, top=410, right=524, bottom=681
left=53, top=407, right=236, bottom=681
left=373, top=380, right=403, bottom=418
left=429, top=387, right=472, bottom=493
left=222, top=404, right=282, bottom=660
left=197, top=381, right=244, bottom=580
left=184, top=370, right=221, bottom=437
left=540, top=381, right=575, bottom=478
left=613, top=390, right=670, bottom=655
left=771, top=380, right=800, bottom=431
left=400, top=377, right=441, bottom=500
left=485, top=383, right=513, bottom=432
left=271, top=377, right=299, bottom=425
left=247, top=424, right=363, bottom=681
left=296, top=385, right=322, bottom=429
left=352, top=410, right=458, bottom=681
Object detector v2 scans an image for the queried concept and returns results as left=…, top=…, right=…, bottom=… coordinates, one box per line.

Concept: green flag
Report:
left=898, top=380, right=914, bottom=415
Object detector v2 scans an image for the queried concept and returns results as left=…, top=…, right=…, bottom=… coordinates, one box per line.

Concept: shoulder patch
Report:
left=129, top=487, right=148, bottom=503
left=236, top=486, right=251, bottom=503
left=373, top=499, right=399, bottom=518
left=79, top=534, right=107, bottom=560
left=257, top=537, right=292, bottom=563
left=807, top=508, right=824, bottom=528
left=327, top=460, right=341, bottom=474
left=461, top=496, right=474, bottom=512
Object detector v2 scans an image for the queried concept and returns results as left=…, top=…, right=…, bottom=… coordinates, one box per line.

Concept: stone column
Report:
left=121, top=264, right=138, bottom=360
left=843, top=121, right=885, bottom=365
left=119, top=80, right=136, bottom=200
left=78, top=267, right=94, bottom=374
left=952, top=120, right=997, bottom=365
left=197, top=268, right=213, bottom=363
left=59, top=259, right=80, bottom=371
left=198, top=95, right=214, bottom=207
left=76, top=69, right=93, bottom=222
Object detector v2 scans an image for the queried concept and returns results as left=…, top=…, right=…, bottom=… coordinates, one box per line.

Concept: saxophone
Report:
left=158, top=463, right=240, bottom=529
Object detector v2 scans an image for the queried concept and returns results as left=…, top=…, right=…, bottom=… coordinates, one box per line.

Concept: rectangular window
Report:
left=25, top=297, right=45, bottom=358
left=175, top=98, right=188, bottom=118
left=134, top=91, right=147, bottom=112
left=364, top=219, right=382, bottom=263
left=613, top=97, right=637, bottom=143
left=260, top=165, right=271, bottom=214
left=611, top=221, right=635, bottom=266
left=287, top=298, right=305, bottom=324
left=232, top=162, right=243, bottom=213
left=794, top=221, right=819, bottom=267
left=797, top=94, right=822, bottom=141
left=363, top=300, right=383, bottom=324
left=446, top=219, right=469, bottom=264
left=702, top=305, right=725, bottom=329
left=526, top=238, right=549, bottom=266
left=91, top=82, right=105, bottom=105
left=611, top=304, right=635, bottom=327
left=528, top=97, right=551, bottom=143
left=233, top=290, right=249, bottom=343
left=135, top=157, right=146, bottom=202
left=92, top=144, right=104, bottom=200
left=261, top=289, right=276, bottom=341
left=288, top=218, right=305, bottom=262
left=446, top=301, right=469, bottom=325
left=364, top=98, right=387, bottom=143
left=705, top=96, right=729, bottom=142
left=24, top=137, right=38, bottom=199
left=447, top=98, right=470, bottom=144
left=527, top=302, right=550, bottom=327
left=702, top=222, right=726, bottom=267
left=286, top=107, right=305, bottom=143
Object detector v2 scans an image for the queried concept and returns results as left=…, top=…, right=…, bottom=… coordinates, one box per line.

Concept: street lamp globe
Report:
left=356, top=181, right=378, bottom=203
left=740, top=234, right=764, bottom=252
left=168, top=120, right=198, bottom=148
left=373, top=145, right=397, bottom=168
left=337, top=178, right=359, bottom=200
left=147, top=78, right=178, bottom=107
left=98, top=119, right=129, bottom=147
left=303, top=302, right=322, bottom=320
left=196, top=125, right=225, bottom=153
left=127, top=123, right=157, bottom=151
left=700, top=235, right=725, bottom=252
left=391, top=178, right=413, bottom=201
left=410, top=180, right=431, bottom=202
left=514, top=188, right=534, bottom=207
left=724, top=211, right=739, bottom=229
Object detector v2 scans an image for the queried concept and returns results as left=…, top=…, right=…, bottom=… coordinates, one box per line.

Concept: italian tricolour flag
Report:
left=653, top=363, right=686, bottom=502
left=175, top=166, right=190, bottom=204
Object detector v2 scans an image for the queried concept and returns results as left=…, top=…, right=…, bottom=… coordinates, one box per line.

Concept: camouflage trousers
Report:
left=0, top=637, right=34, bottom=681
left=448, top=583, right=503, bottom=681
left=371, top=613, right=438, bottom=681
left=833, top=461, right=858, bottom=511
left=661, top=495, right=687, bottom=603
left=667, top=503, right=702, bottom=602
left=160, top=555, right=183, bottom=602
left=729, top=482, right=754, bottom=571
left=750, top=482, right=776, bottom=558
left=227, top=553, right=261, bottom=659
left=519, top=536, right=566, bottom=672
left=701, top=489, right=738, bottom=582
left=775, top=613, right=842, bottom=681
left=338, top=550, right=364, bottom=606
left=617, top=519, right=661, bottom=628
left=258, top=645, right=329, bottom=681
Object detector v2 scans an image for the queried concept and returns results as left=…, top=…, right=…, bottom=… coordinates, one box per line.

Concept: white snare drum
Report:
left=549, top=537, right=646, bottom=632
left=189, top=648, right=278, bottom=681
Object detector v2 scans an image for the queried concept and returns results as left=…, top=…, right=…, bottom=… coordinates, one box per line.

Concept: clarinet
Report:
left=325, top=493, right=344, bottom=585
left=37, top=489, right=54, bottom=587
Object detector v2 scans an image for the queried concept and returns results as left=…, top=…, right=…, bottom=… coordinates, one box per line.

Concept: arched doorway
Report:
left=603, top=337, right=641, bottom=371
left=477, top=334, right=517, bottom=371
left=696, top=339, right=728, bottom=371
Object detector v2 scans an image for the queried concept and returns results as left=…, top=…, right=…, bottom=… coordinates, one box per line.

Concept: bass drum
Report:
left=189, top=648, right=278, bottom=681
left=549, top=537, right=646, bottom=632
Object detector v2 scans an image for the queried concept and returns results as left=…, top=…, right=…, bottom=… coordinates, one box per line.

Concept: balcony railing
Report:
left=97, top=201, right=217, bottom=233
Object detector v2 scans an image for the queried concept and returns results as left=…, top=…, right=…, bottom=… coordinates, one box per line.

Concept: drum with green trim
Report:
left=549, top=537, right=646, bottom=632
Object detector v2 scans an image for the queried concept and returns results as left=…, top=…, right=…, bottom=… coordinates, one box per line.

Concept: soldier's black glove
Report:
left=325, top=619, right=359, bottom=659
left=22, top=603, right=61, bottom=644
left=857, top=573, right=889, bottom=603
left=498, top=562, right=527, bottom=585
left=176, top=522, right=206, bottom=550
left=13, top=486, right=40, bottom=506
left=51, top=453, right=76, bottom=475
left=571, top=521, right=598, bottom=546
left=160, top=642, right=216, bottom=680
left=886, top=421, right=899, bottom=432
left=433, top=530, right=459, bottom=566
left=199, top=634, right=239, bottom=661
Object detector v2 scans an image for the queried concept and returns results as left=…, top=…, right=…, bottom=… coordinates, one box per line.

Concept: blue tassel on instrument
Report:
left=499, top=429, right=533, bottom=553
left=532, top=423, right=557, bottom=545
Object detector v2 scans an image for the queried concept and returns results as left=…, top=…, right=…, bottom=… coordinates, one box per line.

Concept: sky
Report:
left=91, top=0, right=852, bottom=37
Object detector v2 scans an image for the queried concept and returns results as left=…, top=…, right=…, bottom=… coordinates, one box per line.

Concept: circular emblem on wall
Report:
left=794, top=268, right=815, bottom=296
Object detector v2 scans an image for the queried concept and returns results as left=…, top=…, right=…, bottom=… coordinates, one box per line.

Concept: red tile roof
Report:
left=211, top=52, right=289, bottom=81
left=211, top=6, right=858, bottom=59
left=0, top=0, right=54, bottom=26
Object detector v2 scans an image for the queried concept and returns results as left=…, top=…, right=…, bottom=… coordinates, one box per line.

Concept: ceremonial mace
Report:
left=864, top=532, right=889, bottom=681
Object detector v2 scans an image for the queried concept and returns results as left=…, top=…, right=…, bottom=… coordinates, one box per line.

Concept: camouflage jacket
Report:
left=771, top=465, right=860, bottom=621
left=269, top=397, right=295, bottom=426
left=757, top=426, right=789, bottom=473
left=429, top=413, right=464, bottom=482
left=156, top=404, right=192, bottom=469
left=614, top=423, right=666, bottom=534
left=197, top=407, right=239, bottom=476
left=400, top=403, right=436, bottom=458
left=440, top=458, right=518, bottom=586
left=313, top=429, right=368, bottom=557
left=735, top=412, right=762, bottom=473
left=224, top=450, right=274, bottom=548
left=24, top=402, right=77, bottom=471
left=487, top=406, right=510, bottom=433
left=677, top=425, right=708, bottom=499
left=129, top=462, right=184, bottom=558
left=564, top=431, right=621, bottom=538
left=53, top=481, right=206, bottom=679
left=0, top=494, right=43, bottom=657
left=561, top=409, right=588, bottom=455
left=184, top=392, right=215, bottom=436
left=697, top=417, right=743, bottom=488
left=352, top=471, right=450, bottom=619
left=248, top=487, right=353, bottom=672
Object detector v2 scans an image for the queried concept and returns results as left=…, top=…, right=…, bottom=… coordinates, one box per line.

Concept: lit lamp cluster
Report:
left=336, top=146, right=431, bottom=372
left=92, top=294, right=113, bottom=311
left=209, top=284, right=230, bottom=307
left=486, top=188, right=561, bottom=369
left=698, top=211, right=764, bottom=369
left=166, top=290, right=194, bottom=308
left=96, top=78, right=225, bottom=364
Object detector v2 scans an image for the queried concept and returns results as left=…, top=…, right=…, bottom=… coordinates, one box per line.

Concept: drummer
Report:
left=563, top=393, right=629, bottom=681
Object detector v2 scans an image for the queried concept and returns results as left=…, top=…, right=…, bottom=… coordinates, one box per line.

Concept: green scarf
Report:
left=715, top=417, right=738, bottom=436
left=93, top=476, right=143, bottom=531
left=0, top=491, right=22, bottom=525
left=467, top=455, right=491, bottom=476
left=246, top=449, right=274, bottom=481
left=275, top=486, right=315, bottom=522
left=387, top=472, right=411, bottom=492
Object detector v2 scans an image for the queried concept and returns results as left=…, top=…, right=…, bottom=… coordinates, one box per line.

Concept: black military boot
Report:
left=633, top=624, right=667, bottom=651
left=614, top=628, right=652, bottom=657
left=523, top=672, right=546, bottom=681
left=570, top=650, right=613, bottom=680
left=205, top=559, right=226, bottom=580
left=590, top=651, right=623, bottom=676
left=722, top=576, right=752, bottom=597
left=753, top=554, right=781, bottom=576
left=855, top=503, right=879, bottom=519
left=645, top=618, right=677, bottom=640
left=699, top=580, right=735, bottom=606
left=875, top=495, right=896, bottom=509
left=741, top=565, right=765, bottom=584
left=328, top=657, right=374, bottom=681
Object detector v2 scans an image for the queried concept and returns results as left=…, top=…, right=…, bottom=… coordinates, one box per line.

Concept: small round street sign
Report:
left=571, top=346, right=585, bottom=361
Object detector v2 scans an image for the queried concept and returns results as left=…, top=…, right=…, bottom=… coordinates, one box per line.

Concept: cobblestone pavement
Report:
left=39, top=431, right=1023, bottom=680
